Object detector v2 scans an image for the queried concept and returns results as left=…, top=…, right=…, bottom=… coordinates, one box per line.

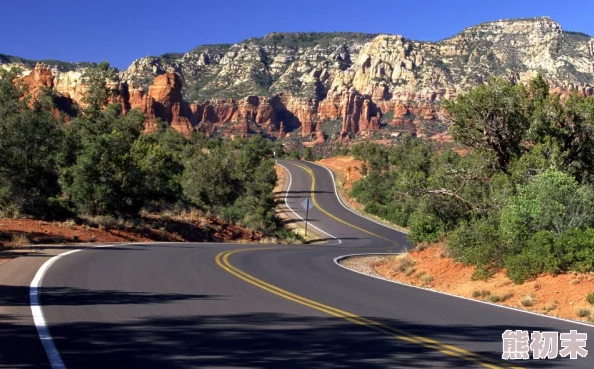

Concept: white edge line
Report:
left=30, top=243, right=123, bottom=369
left=277, top=162, right=342, bottom=245
left=307, top=160, right=409, bottom=235
left=334, top=253, right=594, bottom=329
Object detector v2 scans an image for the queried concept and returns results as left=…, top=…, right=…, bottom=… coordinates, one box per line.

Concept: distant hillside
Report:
left=2, top=17, right=593, bottom=139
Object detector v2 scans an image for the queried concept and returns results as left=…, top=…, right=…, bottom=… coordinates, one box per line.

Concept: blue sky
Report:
left=1, top=0, right=592, bottom=70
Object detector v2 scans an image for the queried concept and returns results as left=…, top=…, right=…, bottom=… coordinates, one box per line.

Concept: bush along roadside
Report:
left=0, top=63, right=297, bottom=242
left=348, top=76, right=594, bottom=283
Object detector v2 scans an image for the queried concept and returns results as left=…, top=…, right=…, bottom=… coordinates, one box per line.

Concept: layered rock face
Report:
left=137, top=73, right=193, bottom=136
left=20, top=62, right=54, bottom=97
left=118, top=17, right=594, bottom=138
left=17, top=63, right=76, bottom=116
left=3, top=17, right=594, bottom=138
left=14, top=64, right=195, bottom=137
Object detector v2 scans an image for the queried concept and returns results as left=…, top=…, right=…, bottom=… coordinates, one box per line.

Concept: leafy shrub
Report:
left=556, top=228, right=594, bottom=272
left=471, top=267, right=494, bottom=281
left=447, top=216, right=502, bottom=267
left=407, top=206, right=445, bottom=244
left=500, top=170, right=594, bottom=248
left=504, top=231, right=560, bottom=283
left=362, top=202, right=409, bottom=227
left=587, top=293, right=594, bottom=305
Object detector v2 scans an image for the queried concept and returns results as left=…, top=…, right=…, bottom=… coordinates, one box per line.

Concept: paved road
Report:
left=1, top=160, right=593, bottom=368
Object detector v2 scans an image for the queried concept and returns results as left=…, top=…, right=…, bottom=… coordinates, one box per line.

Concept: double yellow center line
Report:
left=291, top=162, right=399, bottom=246
left=216, top=248, right=518, bottom=369
left=214, top=161, right=521, bottom=369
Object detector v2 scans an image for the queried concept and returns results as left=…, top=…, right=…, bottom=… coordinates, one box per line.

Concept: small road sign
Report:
left=301, top=198, right=314, bottom=211
left=301, top=198, right=313, bottom=237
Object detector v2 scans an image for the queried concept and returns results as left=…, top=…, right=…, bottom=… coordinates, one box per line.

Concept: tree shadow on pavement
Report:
left=0, top=311, right=570, bottom=369
left=0, top=284, right=220, bottom=307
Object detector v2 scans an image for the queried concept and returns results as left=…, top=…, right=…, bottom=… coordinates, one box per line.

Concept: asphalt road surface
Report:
left=1, top=159, right=593, bottom=368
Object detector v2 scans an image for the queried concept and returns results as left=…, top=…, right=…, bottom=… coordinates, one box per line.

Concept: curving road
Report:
left=0, top=159, right=593, bottom=368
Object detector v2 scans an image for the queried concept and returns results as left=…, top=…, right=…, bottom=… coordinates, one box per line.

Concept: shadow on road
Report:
left=0, top=310, right=566, bottom=368
left=0, top=284, right=219, bottom=307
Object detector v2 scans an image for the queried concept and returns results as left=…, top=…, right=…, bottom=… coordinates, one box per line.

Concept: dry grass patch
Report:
left=542, top=300, right=558, bottom=313
left=369, top=243, right=594, bottom=322
left=404, top=267, right=416, bottom=276
left=394, top=254, right=415, bottom=273
left=0, top=203, right=21, bottom=219
left=421, top=275, right=434, bottom=286
left=63, top=219, right=76, bottom=229
left=7, top=234, right=29, bottom=248
left=487, top=294, right=501, bottom=303
left=575, top=307, right=591, bottom=318
left=472, top=289, right=492, bottom=299
left=520, top=294, right=535, bottom=307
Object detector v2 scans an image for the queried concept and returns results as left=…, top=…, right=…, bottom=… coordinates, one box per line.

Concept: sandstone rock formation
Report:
left=17, top=63, right=76, bottom=117
left=314, top=121, right=325, bottom=144
left=3, top=17, right=594, bottom=139
left=140, top=73, right=193, bottom=136
left=278, top=122, right=286, bottom=138
left=368, top=113, right=380, bottom=133
left=19, top=62, right=54, bottom=97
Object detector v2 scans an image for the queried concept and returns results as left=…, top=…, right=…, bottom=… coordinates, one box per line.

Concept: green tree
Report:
left=61, top=103, right=146, bottom=216
left=303, top=147, right=315, bottom=161
left=0, top=69, right=65, bottom=217
left=529, top=92, right=594, bottom=183
left=500, top=169, right=594, bottom=249
left=182, top=137, right=280, bottom=233
left=81, top=61, right=120, bottom=119
left=231, top=159, right=278, bottom=232
left=131, top=129, right=186, bottom=203
left=443, top=78, right=529, bottom=171
left=182, top=146, right=241, bottom=209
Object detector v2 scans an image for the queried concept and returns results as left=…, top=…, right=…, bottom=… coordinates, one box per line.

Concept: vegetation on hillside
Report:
left=0, top=63, right=289, bottom=237
left=246, top=32, right=377, bottom=48
left=350, top=76, right=594, bottom=283
left=0, top=53, right=95, bottom=71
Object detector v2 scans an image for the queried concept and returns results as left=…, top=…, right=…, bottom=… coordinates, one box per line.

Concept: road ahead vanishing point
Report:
left=0, top=160, right=592, bottom=368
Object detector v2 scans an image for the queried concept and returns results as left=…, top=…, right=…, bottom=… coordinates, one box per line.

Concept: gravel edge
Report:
left=338, top=255, right=390, bottom=279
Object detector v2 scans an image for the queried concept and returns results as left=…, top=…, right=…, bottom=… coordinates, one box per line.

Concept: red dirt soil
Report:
left=316, top=156, right=367, bottom=214
left=315, top=156, right=408, bottom=233
left=373, top=244, right=594, bottom=324
left=0, top=215, right=264, bottom=262
left=317, top=156, right=363, bottom=192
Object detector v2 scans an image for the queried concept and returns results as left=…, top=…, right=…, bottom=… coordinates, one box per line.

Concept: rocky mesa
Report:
left=2, top=17, right=593, bottom=139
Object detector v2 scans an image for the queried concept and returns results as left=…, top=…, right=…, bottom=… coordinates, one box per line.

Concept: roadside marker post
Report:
left=301, top=198, right=314, bottom=237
